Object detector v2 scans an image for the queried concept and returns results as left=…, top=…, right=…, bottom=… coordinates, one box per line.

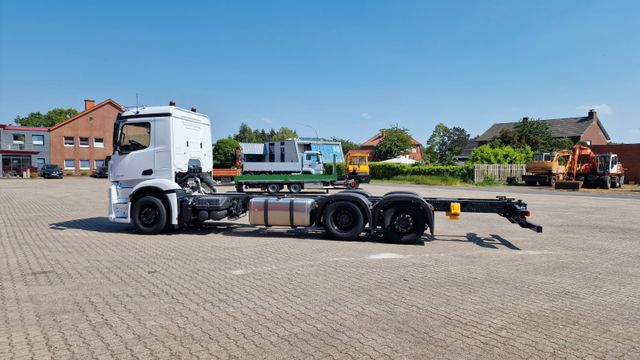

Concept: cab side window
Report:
left=119, top=122, right=151, bottom=153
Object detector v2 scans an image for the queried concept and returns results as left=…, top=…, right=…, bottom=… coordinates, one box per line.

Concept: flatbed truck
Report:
left=108, top=104, right=542, bottom=242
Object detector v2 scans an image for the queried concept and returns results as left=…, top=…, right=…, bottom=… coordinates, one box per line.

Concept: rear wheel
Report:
left=288, top=183, right=302, bottom=193
left=266, top=183, right=281, bottom=194
left=549, top=177, right=556, bottom=187
left=132, top=196, right=168, bottom=235
left=382, top=204, right=426, bottom=244
left=602, top=176, right=611, bottom=189
left=323, top=201, right=364, bottom=241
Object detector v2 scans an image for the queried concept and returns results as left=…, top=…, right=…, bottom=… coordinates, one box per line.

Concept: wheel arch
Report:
left=372, top=193, right=435, bottom=235
left=314, top=192, right=373, bottom=230
left=130, top=180, right=183, bottom=226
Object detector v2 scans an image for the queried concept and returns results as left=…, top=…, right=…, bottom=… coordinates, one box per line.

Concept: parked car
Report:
left=91, top=165, right=108, bottom=178
left=39, top=164, right=63, bottom=179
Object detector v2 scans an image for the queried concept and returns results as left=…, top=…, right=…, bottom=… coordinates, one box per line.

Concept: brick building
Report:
left=590, top=144, right=640, bottom=185
left=360, top=131, right=423, bottom=161
left=477, top=110, right=610, bottom=146
left=0, top=125, right=50, bottom=176
left=49, top=99, right=123, bottom=174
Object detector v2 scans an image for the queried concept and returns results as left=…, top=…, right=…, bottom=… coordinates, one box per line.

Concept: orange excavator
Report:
left=555, top=145, right=625, bottom=189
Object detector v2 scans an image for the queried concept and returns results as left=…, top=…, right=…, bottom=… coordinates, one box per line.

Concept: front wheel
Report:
left=382, top=204, right=426, bottom=244
left=131, top=196, right=168, bottom=235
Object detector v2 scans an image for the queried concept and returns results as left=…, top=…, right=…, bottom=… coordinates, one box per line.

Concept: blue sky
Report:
left=1, top=0, right=638, bottom=143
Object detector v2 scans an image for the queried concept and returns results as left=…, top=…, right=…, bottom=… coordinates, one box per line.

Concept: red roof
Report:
left=49, top=99, right=123, bottom=131
left=362, top=131, right=422, bottom=146
left=0, top=125, right=49, bottom=132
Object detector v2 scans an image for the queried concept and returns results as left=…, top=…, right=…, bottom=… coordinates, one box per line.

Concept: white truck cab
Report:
left=109, top=105, right=214, bottom=225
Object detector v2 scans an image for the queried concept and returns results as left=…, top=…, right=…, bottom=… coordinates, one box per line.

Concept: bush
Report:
left=81, top=171, right=87, bottom=176
left=468, top=144, right=533, bottom=164
left=323, top=162, right=346, bottom=175
left=66, top=170, right=74, bottom=176
left=477, top=174, right=500, bottom=186
left=30, top=171, right=38, bottom=178
left=369, top=162, right=473, bottom=181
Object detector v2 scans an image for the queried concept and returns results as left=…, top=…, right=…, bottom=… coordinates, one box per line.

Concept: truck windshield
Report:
left=349, top=156, right=367, bottom=165
left=118, top=122, right=151, bottom=154
left=533, top=153, right=551, bottom=161
left=306, top=153, right=320, bottom=162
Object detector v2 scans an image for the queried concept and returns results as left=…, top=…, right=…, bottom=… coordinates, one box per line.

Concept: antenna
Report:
left=135, top=93, right=139, bottom=114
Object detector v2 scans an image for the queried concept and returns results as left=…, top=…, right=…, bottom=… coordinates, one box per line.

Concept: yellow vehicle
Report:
left=522, top=150, right=572, bottom=186
left=345, top=150, right=371, bottom=184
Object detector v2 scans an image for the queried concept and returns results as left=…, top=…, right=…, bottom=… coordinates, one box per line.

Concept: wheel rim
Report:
left=334, top=209, right=354, bottom=230
left=392, top=213, right=414, bottom=234
left=140, top=207, right=159, bottom=226
left=268, top=184, right=279, bottom=193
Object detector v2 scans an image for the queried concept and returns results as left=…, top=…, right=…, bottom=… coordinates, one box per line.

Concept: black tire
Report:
left=131, top=196, right=168, bottom=235
left=235, top=183, right=244, bottom=192
left=602, top=176, right=611, bottom=189
left=288, top=183, right=302, bottom=193
left=382, top=204, right=426, bottom=244
left=199, top=173, right=217, bottom=193
left=549, top=177, right=556, bottom=187
left=323, top=201, right=365, bottom=241
left=266, top=183, right=281, bottom=194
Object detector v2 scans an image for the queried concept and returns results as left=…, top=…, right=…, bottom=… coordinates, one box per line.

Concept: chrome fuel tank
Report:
left=248, top=197, right=317, bottom=227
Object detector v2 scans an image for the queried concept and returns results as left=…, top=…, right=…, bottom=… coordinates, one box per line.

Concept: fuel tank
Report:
left=248, top=197, right=317, bottom=227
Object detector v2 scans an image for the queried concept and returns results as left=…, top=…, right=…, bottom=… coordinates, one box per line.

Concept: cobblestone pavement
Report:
left=1, top=178, right=639, bottom=359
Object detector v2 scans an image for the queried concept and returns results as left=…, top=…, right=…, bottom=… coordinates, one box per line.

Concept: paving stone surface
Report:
left=1, top=178, right=639, bottom=359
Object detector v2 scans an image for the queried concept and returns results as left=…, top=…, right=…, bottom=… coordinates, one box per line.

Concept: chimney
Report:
left=84, top=99, right=95, bottom=110
left=588, top=109, right=597, bottom=119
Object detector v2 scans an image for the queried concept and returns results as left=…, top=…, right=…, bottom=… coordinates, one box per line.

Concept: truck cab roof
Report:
left=120, top=106, right=209, bottom=123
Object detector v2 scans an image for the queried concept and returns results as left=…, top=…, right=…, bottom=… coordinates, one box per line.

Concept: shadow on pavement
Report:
left=50, top=217, right=516, bottom=249
left=50, top=217, right=133, bottom=233
left=426, top=233, right=520, bottom=250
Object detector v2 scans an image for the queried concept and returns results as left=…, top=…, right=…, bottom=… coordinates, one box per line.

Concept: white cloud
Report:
left=360, top=112, right=371, bottom=119
left=262, top=117, right=273, bottom=124
left=576, top=104, right=613, bottom=115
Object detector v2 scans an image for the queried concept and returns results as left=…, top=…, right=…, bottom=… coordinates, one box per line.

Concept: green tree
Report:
left=232, top=123, right=298, bottom=143
left=424, top=123, right=470, bottom=164
left=15, top=108, right=79, bottom=127
left=496, top=128, right=520, bottom=147
left=374, top=125, right=412, bottom=160
left=550, top=137, right=575, bottom=151
left=513, top=117, right=552, bottom=151
left=233, top=123, right=257, bottom=143
left=330, top=137, right=360, bottom=155
left=212, top=138, right=240, bottom=168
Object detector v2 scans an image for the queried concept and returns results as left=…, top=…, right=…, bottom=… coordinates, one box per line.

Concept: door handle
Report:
left=142, top=169, right=153, bottom=176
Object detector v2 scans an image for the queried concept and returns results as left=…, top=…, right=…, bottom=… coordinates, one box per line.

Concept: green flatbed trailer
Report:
left=234, top=173, right=359, bottom=194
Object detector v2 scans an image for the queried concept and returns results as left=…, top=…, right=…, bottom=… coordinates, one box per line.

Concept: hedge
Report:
left=323, top=162, right=346, bottom=175
left=369, top=162, right=473, bottom=180
left=323, top=161, right=473, bottom=181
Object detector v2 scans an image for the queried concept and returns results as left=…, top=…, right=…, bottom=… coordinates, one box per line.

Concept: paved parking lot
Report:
left=1, top=178, right=639, bottom=359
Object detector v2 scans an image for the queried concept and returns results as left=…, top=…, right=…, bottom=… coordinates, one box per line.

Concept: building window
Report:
left=64, top=137, right=74, bottom=147
left=79, top=137, right=90, bottom=147
left=80, top=160, right=90, bottom=169
left=36, top=158, right=46, bottom=167
left=12, top=134, right=25, bottom=145
left=32, top=135, right=45, bottom=146
left=64, top=159, right=75, bottom=169
left=94, top=137, right=104, bottom=148
left=95, top=159, right=105, bottom=168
